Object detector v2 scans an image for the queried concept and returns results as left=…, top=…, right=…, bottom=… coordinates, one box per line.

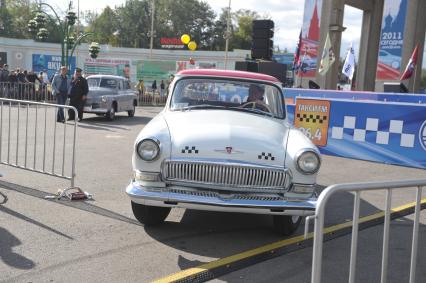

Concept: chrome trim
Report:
left=161, top=158, right=291, bottom=193
left=294, top=148, right=321, bottom=175
left=126, top=182, right=316, bottom=216
left=136, top=138, right=161, bottom=162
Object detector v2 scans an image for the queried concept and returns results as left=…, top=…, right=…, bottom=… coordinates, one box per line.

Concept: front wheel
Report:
left=128, top=105, right=135, bottom=117
left=106, top=105, right=116, bottom=121
left=131, top=201, right=171, bottom=226
left=273, top=215, right=302, bottom=236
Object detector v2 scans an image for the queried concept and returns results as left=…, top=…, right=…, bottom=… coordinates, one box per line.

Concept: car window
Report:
left=87, top=78, right=100, bottom=87
left=170, top=78, right=285, bottom=119
left=124, top=80, right=131, bottom=90
left=100, top=79, right=117, bottom=89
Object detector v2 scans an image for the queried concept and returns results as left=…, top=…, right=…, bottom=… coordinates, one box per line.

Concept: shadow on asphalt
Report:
left=0, top=205, right=73, bottom=240
left=79, top=115, right=152, bottom=129
left=0, top=227, right=35, bottom=270
left=144, top=190, right=382, bottom=270
left=0, top=180, right=141, bottom=227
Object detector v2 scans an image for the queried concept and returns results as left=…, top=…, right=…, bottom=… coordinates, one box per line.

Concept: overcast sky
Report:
left=46, top=0, right=425, bottom=66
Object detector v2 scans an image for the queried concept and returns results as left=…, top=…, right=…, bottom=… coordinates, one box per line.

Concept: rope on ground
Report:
left=0, top=191, right=7, bottom=204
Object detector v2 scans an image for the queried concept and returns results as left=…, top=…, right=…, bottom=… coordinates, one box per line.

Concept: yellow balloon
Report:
left=181, top=34, right=190, bottom=44
left=188, top=41, right=197, bottom=51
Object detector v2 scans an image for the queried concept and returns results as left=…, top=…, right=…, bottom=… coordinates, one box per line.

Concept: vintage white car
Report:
left=126, top=69, right=321, bottom=235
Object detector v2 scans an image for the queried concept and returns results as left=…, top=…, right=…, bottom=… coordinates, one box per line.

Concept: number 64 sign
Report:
left=294, top=99, right=331, bottom=147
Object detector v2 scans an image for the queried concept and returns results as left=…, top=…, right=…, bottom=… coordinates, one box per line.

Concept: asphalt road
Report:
left=0, top=106, right=425, bottom=283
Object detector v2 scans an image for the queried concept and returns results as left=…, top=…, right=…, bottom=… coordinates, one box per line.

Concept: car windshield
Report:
left=87, top=78, right=118, bottom=89
left=170, top=78, right=285, bottom=119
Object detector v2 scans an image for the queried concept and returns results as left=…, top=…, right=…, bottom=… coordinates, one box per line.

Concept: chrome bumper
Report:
left=126, top=181, right=316, bottom=216
left=83, top=108, right=109, bottom=114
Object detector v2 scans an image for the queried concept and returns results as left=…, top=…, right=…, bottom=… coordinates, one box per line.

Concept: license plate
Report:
left=84, top=106, right=92, bottom=111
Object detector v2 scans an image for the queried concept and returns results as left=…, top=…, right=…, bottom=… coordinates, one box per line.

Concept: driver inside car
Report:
left=242, top=84, right=270, bottom=113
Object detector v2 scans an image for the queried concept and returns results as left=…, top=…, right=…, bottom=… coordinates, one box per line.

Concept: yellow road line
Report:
left=152, top=198, right=426, bottom=283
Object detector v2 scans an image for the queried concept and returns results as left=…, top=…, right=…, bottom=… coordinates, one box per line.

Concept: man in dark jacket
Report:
left=68, top=68, right=88, bottom=121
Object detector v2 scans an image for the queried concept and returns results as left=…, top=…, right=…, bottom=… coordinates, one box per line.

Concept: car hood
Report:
left=163, top=110, right=289, bottom=166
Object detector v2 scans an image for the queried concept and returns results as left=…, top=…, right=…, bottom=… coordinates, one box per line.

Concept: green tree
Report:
left=211, top=8, right=233, bottom=51
left=232, top=9, right=261, bottom=50
left=84, top=6, right=119, bottom=46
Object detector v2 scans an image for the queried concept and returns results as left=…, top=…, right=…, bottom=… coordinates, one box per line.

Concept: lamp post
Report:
left=28, top=1, right=99, bottom=73
left=224, top=0, right=231, bottom=70
left=149, top=0, right=155, bottom=59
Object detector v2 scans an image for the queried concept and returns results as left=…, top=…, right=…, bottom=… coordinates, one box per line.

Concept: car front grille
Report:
left=161, top=159, right=290, bottom=192
left=168, top=188, right=283, bottom=201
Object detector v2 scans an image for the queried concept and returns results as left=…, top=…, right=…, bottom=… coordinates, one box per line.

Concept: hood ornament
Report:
left=214, top=146, right=243, bottom=154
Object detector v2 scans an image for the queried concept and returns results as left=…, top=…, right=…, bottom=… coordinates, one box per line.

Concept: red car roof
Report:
left=176, top=69, right=280, bottom=83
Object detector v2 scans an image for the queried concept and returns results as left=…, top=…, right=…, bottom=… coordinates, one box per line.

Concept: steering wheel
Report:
left=240, top=101, right=272, bottom=113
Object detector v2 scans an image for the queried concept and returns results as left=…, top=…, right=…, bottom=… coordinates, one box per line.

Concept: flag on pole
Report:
left=342, top=43, right=355, bottom=80
left=293, top=30, right=302, bottom=73
left=318, top=33, right=335, bottom=75
left=400, top=44, right=419, bottom=80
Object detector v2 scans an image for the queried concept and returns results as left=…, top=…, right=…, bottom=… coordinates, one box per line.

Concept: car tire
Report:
left=106, top=104, right=116, bottom=121
left=273, top=215, right=302, bottom=236
left=128, top=105, right=135, bottom=117
left=131, top=201, right=171, bottom=226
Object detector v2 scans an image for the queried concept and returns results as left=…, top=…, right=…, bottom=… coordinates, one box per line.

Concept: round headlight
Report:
left=137, top=139, right=160, bottom=161
left=296, top=150, right=321, bottom=174
left=101, top=96, right=107, bottom=103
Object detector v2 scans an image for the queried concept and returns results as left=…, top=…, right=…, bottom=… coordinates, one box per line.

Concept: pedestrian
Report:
left=26, top=70, right=42, bottom=100
left=151, top=80, right=157, bottom=95
left=7, top=70, right=17, bottom=99
left=68, top=68, right=88, bottom=121
left=0, top=64, right=5, bottom=97
left=136, top=79, right=145, bottom=95
left=0, top=64, right=9, bottom=83
left=160, top=80, right=165, bottom=96
left=51, top=66, right=71, bottom=123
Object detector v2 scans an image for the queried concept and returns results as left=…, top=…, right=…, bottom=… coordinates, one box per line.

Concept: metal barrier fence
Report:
left=138, top=92, right=168, bottom=106
left=0, top=98, right=78, bottom=188
left=308, top=179, right=426, bottom=283
left=1, top=83, right=168, bottom=107
left=0, top=82, right=55, bottom=102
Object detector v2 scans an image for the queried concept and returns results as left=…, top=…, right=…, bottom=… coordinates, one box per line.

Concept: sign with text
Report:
left=298, top=0, right=322, bottom=78
left=287, top=95, right=426, bottom=169
left=376, top=0, right=408, bottom=80
left=160, top=38, right=184, bottom=49
left=294, top=98, right=330, bottom=146
left=84, top=58, right=131, bottom=79
left=133, top=60, right=176, bottom=82
left=32, top=54, right=76, bottom=79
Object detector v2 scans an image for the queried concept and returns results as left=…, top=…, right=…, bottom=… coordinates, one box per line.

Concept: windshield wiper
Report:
left=227, top=106, right=275, bottom=118
left=183, top=104, right=227, bottom=110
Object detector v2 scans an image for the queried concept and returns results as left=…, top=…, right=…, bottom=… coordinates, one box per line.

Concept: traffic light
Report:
left=251, top=20, right=274, bottom=61
left=89, top=42, right=100, bottom=59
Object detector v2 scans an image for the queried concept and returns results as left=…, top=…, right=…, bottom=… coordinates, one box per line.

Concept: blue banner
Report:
left=376, top=0, right=408, bottom=80
left=32, top=54, right=76, bottom=80
left=284, top=88, right=426, bottom=104
left=287, top=97, right=426, bottom=169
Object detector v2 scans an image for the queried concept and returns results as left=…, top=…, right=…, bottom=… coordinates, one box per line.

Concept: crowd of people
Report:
left=0, top=63, right=51, bottom=100
left=136, top=78, right=170, bottom=97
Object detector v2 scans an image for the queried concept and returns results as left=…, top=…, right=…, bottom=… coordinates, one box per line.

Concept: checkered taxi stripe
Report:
left=296, top=113, right=327, bottom=124
left=182, top=146, right=199, bottom=154
left=331, top=116, right=415, bottom=148
left=258, top=152, right=275, bottom=161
